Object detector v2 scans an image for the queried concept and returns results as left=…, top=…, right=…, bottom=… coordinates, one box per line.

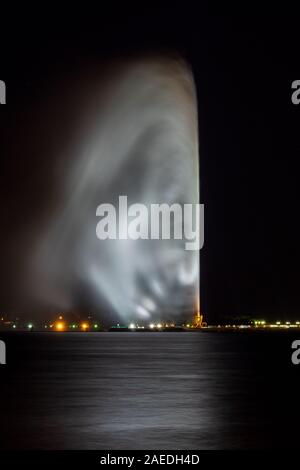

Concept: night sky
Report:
left=0, top=10, right=300, bottom=322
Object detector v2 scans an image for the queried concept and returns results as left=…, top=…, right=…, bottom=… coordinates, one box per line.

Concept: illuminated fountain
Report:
left=32, top=57, right=200, bottom=322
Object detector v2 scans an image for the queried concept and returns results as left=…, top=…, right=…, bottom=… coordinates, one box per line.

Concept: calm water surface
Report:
left=0, top=332, right=299, bottom=449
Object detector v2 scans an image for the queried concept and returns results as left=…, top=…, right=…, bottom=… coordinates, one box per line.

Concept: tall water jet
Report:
left=31, top=57, right=200, bottom=322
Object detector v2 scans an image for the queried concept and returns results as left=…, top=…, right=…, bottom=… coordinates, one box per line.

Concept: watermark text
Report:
left=0, top=80, right=6, bottom=104
left=0, top=340, right=6, bottom=364
left=96, top=196, right=204, bottom=251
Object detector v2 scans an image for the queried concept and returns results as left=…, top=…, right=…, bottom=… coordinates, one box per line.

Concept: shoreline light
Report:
left=55, top=321, right=65, bottom=331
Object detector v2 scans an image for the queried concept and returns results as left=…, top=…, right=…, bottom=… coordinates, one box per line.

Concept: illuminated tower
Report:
left=193, top=311, right=203, bottom=328
left=193, top=293, right=204, bottom=328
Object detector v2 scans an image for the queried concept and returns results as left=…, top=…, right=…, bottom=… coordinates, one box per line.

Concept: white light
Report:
left=142, top=297, right=156, bottom=312
left=157, top=323, right=162, bottom=329
left=129, top=323, right=135, bottom=329
left=136, top=305, right=150, bottom=319
left=149, top=323, right=155, bottom=329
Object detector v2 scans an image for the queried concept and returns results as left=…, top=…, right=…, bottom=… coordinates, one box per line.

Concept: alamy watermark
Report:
left=96, top=196, right=204, bottom=251
left=291, top=80, right=300, bottom=105
left=0, top=80, right=6, bottom=104
left=0, top=340, right=6, bottom=364
left=291, top=340, right=300, bottom=365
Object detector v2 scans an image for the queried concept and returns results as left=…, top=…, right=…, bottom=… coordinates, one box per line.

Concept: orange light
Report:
left=55, top=321, right=65, bottom=331
left=81, top=323, right=89, bottom=331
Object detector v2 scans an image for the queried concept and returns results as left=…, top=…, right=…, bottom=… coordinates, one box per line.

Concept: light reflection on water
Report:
left=1, top=332, right=299, bottom=449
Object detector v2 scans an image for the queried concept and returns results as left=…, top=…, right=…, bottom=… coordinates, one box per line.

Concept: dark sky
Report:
left=0, top=10, right=300, bottom=322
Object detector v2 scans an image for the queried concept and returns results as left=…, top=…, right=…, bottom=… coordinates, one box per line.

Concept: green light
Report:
left=94, top=324, right=98, bottom=329
left=28, top=324, right=33, bottom=329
